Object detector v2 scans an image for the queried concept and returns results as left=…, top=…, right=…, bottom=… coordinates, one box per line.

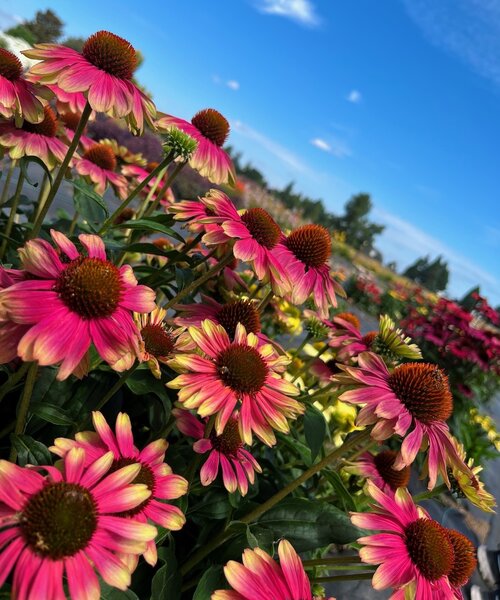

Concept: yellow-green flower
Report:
left=373, top=314, right=422, bottom=361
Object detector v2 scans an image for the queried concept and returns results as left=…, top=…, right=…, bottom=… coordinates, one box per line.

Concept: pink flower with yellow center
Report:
left=275, top=224, right=345, bottom=318
left=351, top=482, right=476, bottom=599
left=0, top=47, right=46, bottom=125
left=0, top=230, right=156, bottom=380
left=0, top=448, right=157, bottom=599
left=0, top=106, right=68, bottom=169
left=157, top=109, right=236, bottom=185
left=76, top=142, right=129, bottom=198
left=168, top=319, right=303, bottom=446
left=174, top=409, right=262, bottom=496
left=50, top=411, right=188, bottom=567
left=135, top=305, right=194, bottom=379
left=23, top=30, right=156, bottom=134
left=336, top=352, right=469, bottom=489
left=346, top=449, right=411, bottom=494
left=212, top=539, right=335, bottom=600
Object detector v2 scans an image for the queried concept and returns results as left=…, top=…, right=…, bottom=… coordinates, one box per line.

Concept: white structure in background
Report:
left=0, top=33, right=37, bottom=69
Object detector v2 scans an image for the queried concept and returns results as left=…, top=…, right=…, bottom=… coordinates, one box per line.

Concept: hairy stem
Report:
left=9, top=362, right=38, bottom=462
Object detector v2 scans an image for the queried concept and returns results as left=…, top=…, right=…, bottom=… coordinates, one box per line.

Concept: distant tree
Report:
left=23, top=10, right=64, bottom=43
left=5, top=24, right=37, bottom=45
left=403, top=255, right=449, bottom=292
left=63, top=36, right=85, bottom=52
left=329, top=193, right=385, bottom=252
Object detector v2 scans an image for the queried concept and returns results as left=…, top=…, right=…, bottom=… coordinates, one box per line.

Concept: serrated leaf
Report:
left=303, top=404, right=327, bottom=461
left=192, top=566, right=225, bottom=600
left=19, top=155, right=53, bottom=188
left=11, top=434, right=52, bottom=467
left=30, top=402, right=75, bottom=426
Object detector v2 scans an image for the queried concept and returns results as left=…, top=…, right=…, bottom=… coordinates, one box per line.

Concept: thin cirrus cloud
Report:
left=346, top=89, right=362, bottom=103
left=212, top=75, right=240, bottom=91
left=310, top=137, right=352, bottom=158
left=254, top=0, right=321, bottom=27
left=374, top=207, right=499, bottom=302
left=403, top=0, right=500, bottom=87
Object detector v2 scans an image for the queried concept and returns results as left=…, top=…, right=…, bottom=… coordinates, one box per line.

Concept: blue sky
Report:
left=2, top=0, right=500, bottom=304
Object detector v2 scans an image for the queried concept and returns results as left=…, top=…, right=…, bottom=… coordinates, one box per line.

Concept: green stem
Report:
left=302, top=556, right=362, bottom=567
left=257, top=288, right=274, bottom=312
left=136, top=166, right=167, bottom=219
left=163, top=251, right=234, bottom=310
left=0, top=362, right=30, bottom=403
left=143, top=160, right=186, bottom=218
left=0, top=170, right=25, bottom=260
left=30, top=102, right=92, bottom=238
left=414, top=483, right=448, bottom=502
left=182, top=231, right=203, bottom=254
left=179, top=427, right=372, bottom=576
left=313, top=573, right=374, bottom=583
left=292, top=341, right=329, bottom=383
left=0, top=159, right=16, bottom=206
left=68, top=210, right=79, bottom=237
left=9, top=362, right=38, bottom=462
left=293, top=332, right=313, bottom=357
left=32, top=172, right=50, bottom=224
left=92, top=362, right=139, bottom=414
left=98, top=150, right=175, bottom=234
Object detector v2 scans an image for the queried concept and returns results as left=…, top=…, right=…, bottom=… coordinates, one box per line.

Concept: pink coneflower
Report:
left=174, top=409, right=262, bottom=496
left=0, top=267, right=29, bottom=364
left=168, top=319, right=303, bottom=446
left=351, top=482, right=475, bottom=599
left=122, top=162, right=174, bottom=207
left=58, top=110, right=94, bottom=151
left=346, top=449, right=411, bottom=493
left=0, top=230, right=156, bottom=380
left=24, top=30, right=156, bottom=134
left=75, top=142, right=129, bottom=198
left=135, top=305, right=193, bottom=379
left=275, top=224, right=345, bottom=318
left=328, top=313, right=372, bottom=361
left=48, top=83, right=89, bottom=115
left=157, top=109, right=236, bottom=185
left=0, top=47, right=46, bottom=124
left=212, top=539, right=335, bottom=600
left=0, top=106, right=68, bottom=169
left=50, top=411, right=187, bottom=567
left=336, top=353, right=469, bottom=489
left=0, top=448, right=157, bottom=598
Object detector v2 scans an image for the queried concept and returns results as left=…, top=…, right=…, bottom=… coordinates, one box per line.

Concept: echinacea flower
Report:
left=24, top=30, right=156, bottom=134
left=0, top=230, right=156, bottom=380
left=122, top=162, right=173, bottom=206
left=168, top=320, right=303, bottom=446
left=345, top=449, right=411, bottom=494
left=0, top=47, right=46, bottom=125
left=58, top=109, right=94, bottom=150
left=275, top=224, right=345, bottom=318
left=76, top=142, right=129, bottom=198
left=0, top=267, right=30, bottom=364
left=0, top=106, right=68, bottom=169
left=173, top=409, right=262, bottom=496
left=0, top=448, right=157, bottom=598
left=351, top=483, right=476, bottom=599
left=135, top=305, right=193, bottom=379
left=336, top=353, right=470, bottom=489
left=48, top=83, right=89, bottom=114
left=157, top=109, right=236, bottom=185
left=212, top=539, right=335, bottom=600
left=50, top=412, right=187, bottom=567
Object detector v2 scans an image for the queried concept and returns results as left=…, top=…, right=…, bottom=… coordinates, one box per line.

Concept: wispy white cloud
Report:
left=232, top=120, right=309, bottom=172
left=310, top=137, right=352, bottom=157
left=403, top=0, right=500, bottom=87
left=374, top=207, right=499, bottom=302
left=254, top=0, right=320, bottom=27
left=346, top=89, right=362, bottom=103
left=226, top=80, right=240, bottom=91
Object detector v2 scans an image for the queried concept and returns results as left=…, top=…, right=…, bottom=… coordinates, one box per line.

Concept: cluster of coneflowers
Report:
left=0, top=29, right=495, bottom=600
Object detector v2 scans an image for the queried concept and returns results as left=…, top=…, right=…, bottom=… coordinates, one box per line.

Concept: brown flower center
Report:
left=373, top=450, right=410, bottom=490
left=110, top=458, right=155, bottom=517
left=82, top=30, right=137, bottom=80
left=20, top=482, right=97, bottom=559
left=285, top=224, right=331, bottom=269
left=55, top=256, right=123, bottom=319
left=141, top=323, right=175, bottom=358
left=22, top=106, right=58, bottom=137
left=146, top=161, right=159, bottom=172
left=336, top=312, right=361, bottom=329
left=216, top=300, right=261, bottom=339
left=362, top=331, right=378, bottom=348
left=405, top=518, right=454, bottom=581
left=83, top=143, right=117, bottom=171
left=152, top=237, right=172, bottom=250
left=210, top=418, right=242, bottom=457
left=0, top=48, right=22, bottom=80
left=191, top=108, right=230, bottom=147
left=446, top=529, right=477, bottom=587
left=388, top=363, right=453, bottom=424
left=60, top=111, right=82, bottom=132
left=216, top=344, right=268, bottom=394
left=241, top=207, right=281, bottom=249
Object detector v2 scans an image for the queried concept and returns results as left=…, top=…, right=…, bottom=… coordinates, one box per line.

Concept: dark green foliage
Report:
left=403, top=255, right=449, bottom=292
left=22, top=9, right=64, bottom=43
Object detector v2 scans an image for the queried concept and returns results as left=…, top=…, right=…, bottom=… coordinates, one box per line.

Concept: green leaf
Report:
left=99, top=580, right=139, bottom=599
left=19, top=155, right=53, bottom=188
left=123, top=242, right=172, bottom=257
left=114, top=218, right=185, bottom=243
left=257, top=498, right=360, bottom=552
left=174, top=266, right=195, bottom=291
left=72, top=178, right=109, bottom=228
left=11, top=434, right=52, bottom=467
left=193, top=565, right=225, bottom=600
left=303, top=404, right=327, bottom=461
left=150, top=545, right=180, bottom=600
left=30, top=402, right=75, bottom=426
left=189, top=490, right=231, bottom=520
left=125, top=368, right=170, bottom=401
left=322, top=470, right=357, bottom=512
